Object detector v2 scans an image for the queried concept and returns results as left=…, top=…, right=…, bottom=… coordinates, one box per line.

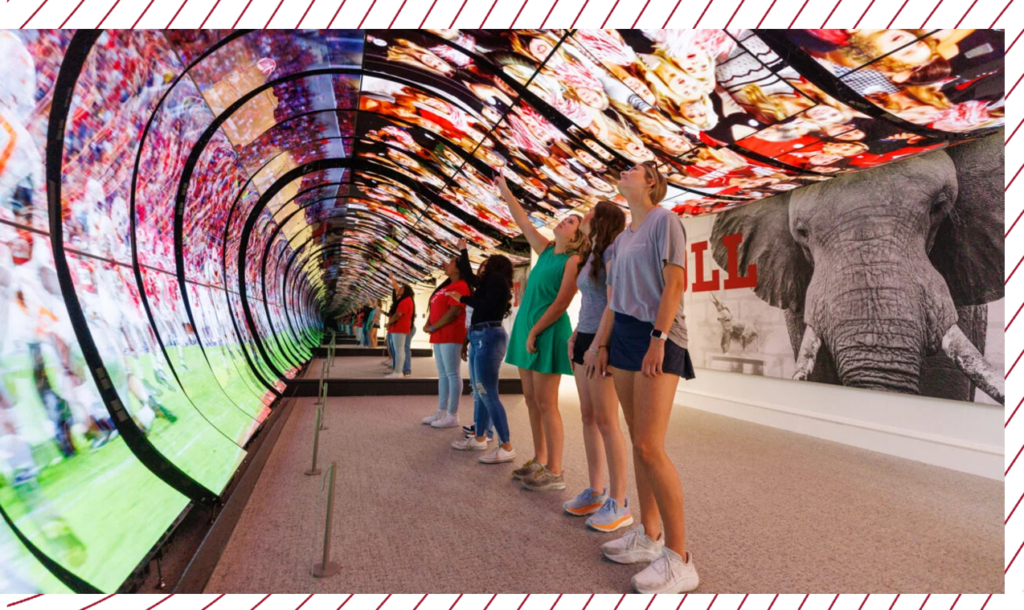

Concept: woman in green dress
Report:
left=497, top=173, right=587, bottom=492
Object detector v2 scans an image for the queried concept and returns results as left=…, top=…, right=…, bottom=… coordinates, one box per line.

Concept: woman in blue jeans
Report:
left=387, top=275, right=416, bottom=375
left=447, top=254, right=516, bottom=464
left=421, top=240, right=475, bottom=429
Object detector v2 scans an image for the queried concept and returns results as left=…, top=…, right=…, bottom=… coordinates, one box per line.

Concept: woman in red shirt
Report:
left=354, top=309, right=367, bottom=345
left=421, top=239, right=474, bottom=429
left=384, top=284, right=416, bottom=379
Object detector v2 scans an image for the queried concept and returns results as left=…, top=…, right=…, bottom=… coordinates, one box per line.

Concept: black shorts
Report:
left=572, top=332, right=596, bottom=367
left=608, top=313, right=696, bottom=379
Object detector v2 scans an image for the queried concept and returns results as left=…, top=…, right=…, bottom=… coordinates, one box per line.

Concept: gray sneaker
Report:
left=511, top=458, right=543, bottom=480
left=522, top=466, right=566, bottom=491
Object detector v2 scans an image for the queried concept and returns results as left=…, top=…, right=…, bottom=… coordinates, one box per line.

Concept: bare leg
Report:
left=532, top=371, right=564, bottom=475
left=633, top=372, right=686, bottom=555
left=613, top=367, right=660, bottom=541
left=519, top=368, right=547, bottom=465
left=573, top=363, right=606, bottom=491
left=589, top=367, right=628, bottom=505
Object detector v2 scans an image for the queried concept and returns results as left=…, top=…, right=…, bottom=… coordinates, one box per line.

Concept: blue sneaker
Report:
left=586, top=497, right=634, bottom=533
left=563, top=487, right=607, bottom=516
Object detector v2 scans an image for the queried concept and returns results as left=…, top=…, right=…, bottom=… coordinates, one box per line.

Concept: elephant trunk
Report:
left=805, top=248, right=956, bottom=396
left=828, top=319, right=924, bottom=394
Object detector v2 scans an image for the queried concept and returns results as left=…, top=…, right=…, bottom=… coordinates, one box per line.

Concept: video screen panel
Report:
left=1, top=522, right=72, bottom=593
left=782, top=29, right=1004, bottom=132
left=1, top=229, right=190, bottom=593
left=61, top=31, right=254, bottom=491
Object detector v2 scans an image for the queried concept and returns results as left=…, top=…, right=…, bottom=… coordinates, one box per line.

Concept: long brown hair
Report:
left=578, top=202, right=626, bottom=281
left=479, top=255, right=514, bottom=319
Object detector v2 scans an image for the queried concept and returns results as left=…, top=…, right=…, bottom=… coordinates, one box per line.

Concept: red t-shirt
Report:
left=428, top=280, right=469, bottom=344
left=391, top=297, right=414, bottom=334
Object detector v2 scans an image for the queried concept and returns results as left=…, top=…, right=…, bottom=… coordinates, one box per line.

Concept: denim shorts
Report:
left=609, top=312, right=696, bottom=379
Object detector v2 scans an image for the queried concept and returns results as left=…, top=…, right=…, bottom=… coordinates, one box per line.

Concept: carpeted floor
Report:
left=206, top=384, right=1003, bottom=593
left=304, top=356, right=520, bottom=381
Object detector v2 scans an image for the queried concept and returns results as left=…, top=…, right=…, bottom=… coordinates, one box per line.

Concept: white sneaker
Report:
left=451, top=436, right=488, bottom=451
left=631, top=548, right=699, bottom=594
left=479, top=445, right=516, bottom=464
left=600, top=525, right=664, bottom=564
left=422, top=411, right=444, bottom=425
left=431, top=413, right=459, bottom=428
left=384, top=372, right=403, bottom=378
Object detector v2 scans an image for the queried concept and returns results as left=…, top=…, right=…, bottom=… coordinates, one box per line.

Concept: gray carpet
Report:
left=206, top=384, right=1002, bottom=593
left=304, top=356, right=520, bottom=381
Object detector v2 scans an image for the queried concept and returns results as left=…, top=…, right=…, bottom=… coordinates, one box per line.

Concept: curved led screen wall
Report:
left=0, top=28, right=1004, bottom=592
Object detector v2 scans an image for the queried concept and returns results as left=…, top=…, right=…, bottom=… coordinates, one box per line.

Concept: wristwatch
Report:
left=650, top=329, right=668, bottom=341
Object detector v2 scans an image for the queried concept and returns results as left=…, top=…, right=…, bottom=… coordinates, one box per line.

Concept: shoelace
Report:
left=623, top=529, right=642, bottom=550
left=651, top=553, right=675, bottom=580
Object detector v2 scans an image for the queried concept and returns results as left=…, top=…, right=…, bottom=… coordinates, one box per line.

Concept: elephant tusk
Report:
left=793, top=325, right=821, bottom=381
left=942, top=324, right=1005, bottom=405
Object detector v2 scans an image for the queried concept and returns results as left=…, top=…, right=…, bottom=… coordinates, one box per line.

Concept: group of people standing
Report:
left=407, top=161, right=699, bottom=594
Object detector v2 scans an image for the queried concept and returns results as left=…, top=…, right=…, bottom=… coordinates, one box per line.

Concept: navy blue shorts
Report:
left=609, top=313, right=696, bottom=379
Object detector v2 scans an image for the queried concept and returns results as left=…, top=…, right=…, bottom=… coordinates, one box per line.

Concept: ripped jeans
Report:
left=468, top=324, right=510, bottom=444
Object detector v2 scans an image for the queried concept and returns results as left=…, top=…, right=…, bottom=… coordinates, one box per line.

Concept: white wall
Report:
left=675, top=369, right=1004, bottom=480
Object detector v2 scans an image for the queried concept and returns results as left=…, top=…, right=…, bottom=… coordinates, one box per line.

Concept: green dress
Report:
left=506, top=245, right=574, bottom=375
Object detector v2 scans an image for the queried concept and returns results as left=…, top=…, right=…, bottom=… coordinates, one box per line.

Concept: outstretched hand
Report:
left=457, top=238, right=467, bottom=251
left=495, top=173, right=512, bottom=199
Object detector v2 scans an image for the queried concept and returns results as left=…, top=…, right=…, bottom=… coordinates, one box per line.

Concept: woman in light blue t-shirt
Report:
left=587, top=162, right=699, bottom=595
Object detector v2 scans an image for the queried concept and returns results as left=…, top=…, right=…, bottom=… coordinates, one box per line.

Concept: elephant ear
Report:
left=929, top=133, right=1004, bottom=306
left=710, top=193, right=813, bottom=312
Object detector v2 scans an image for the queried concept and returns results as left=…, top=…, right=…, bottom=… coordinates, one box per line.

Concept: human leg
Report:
left=574, top=362, right=606, bottom=492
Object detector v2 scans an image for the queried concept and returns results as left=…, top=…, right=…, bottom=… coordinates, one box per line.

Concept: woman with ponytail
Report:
left=590, top=161, right=699, bottom=593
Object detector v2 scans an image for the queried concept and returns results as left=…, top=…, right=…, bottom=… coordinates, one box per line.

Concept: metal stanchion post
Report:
left=304, top=409, right=322, bottom=476
left=312, top=462, right=340, bottom=578
left=319, top=383, right=328, bottom=431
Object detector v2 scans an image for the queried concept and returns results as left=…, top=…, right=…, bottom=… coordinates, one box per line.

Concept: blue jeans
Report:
left=468, top=326, right=510, bottom=444
left=469, top=344, right=494, bottom=440
left=390, top=327, right=414, bottom=375
left=404, top=324, right=415, bottom=375
left=433, top=342, right=462, bottom=414
left=391, top=333, right=408, bottom=375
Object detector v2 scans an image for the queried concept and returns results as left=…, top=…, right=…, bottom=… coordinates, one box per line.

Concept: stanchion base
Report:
left=304, top=468, right=321, bottom=476
left=312, top=561, right=341, bottom=578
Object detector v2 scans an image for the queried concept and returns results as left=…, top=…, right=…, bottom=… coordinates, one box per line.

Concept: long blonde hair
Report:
left=562, top=214, right=589, bottom=255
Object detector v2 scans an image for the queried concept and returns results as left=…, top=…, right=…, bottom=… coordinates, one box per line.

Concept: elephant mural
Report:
left=710, top=133, right=1004, bottom=404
